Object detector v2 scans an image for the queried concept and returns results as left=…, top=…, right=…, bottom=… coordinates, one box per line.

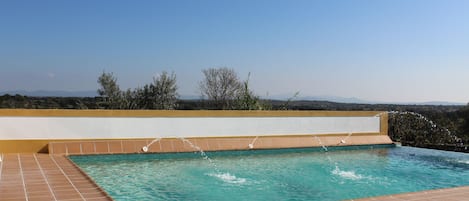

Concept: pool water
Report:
left=70, top=145, right=469, bottom=201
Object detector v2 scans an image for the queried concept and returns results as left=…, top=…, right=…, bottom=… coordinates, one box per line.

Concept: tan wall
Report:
left=0, top=109, right=391, bottom=154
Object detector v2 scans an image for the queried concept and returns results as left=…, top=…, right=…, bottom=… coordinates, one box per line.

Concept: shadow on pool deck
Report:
left=0, top=153, right=468, bottom=201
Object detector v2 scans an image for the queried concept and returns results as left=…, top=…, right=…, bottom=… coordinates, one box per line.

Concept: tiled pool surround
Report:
left=350, top=186, right=469, bottom=201
left=0, top=153, right=112, bottom=201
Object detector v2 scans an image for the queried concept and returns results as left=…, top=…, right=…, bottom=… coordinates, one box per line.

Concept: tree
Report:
left=97, top=71, right=178, bottom=110
left=199, top=67, right=242, bottom=109
left=234, top=73, right=271, bottom=110
left=97, top=71, right=122, bottom=109
left=121, top=89, right=139, bottom=109
left=460, top=104, right=469, bottom=141
left=149, top=71, right=178, bottom=109
left=134, top=85, right=153, bottom=109
left=280, top=91, right=300, bottom=110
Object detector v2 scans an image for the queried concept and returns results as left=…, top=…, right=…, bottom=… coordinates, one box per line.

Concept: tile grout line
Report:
left=33, top=154, right=58, bottom=201
left=50, top=155, right=86, bottom=201
left=0, top=153, right=3, bottom=179
left=49, top=143, right=54, bottom=154
left=17, top=154, right=29, bottom=201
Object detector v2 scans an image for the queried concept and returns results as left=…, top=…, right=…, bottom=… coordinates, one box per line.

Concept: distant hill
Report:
left=0, top=90, right=465, bottom=105
left=294, top=96, right=373, bottom=104
left=416, top=101, right=466, bottom=106
left=267, top=95, right=465, bottom=106
left=0, top=90, right=98, bottom=97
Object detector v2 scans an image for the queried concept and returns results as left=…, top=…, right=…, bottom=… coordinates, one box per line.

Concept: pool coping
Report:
left=1, top=152, right=468, bottom=201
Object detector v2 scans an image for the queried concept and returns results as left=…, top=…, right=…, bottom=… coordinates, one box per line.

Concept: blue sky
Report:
left=1, top=0, right=468, bottom=103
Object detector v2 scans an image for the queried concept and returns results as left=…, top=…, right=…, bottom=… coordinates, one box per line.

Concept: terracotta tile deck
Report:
left=0, top=153, right=112, bottom=201
left=349, top=186, right=469, bottom=201
left=1, top=153, right=468, bottom=201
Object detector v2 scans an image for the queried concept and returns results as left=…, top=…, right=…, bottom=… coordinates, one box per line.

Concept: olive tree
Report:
left=149, top=71, right=178, bottom=109
left=97, top=71, right=122, bottom=109
left=121, top=89, right=139, bottom=109
left=97, top=71, right=178, bottom=110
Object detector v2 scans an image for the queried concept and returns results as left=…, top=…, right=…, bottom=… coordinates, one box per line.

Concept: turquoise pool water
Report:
left=70, top=145, right=469, bottom=201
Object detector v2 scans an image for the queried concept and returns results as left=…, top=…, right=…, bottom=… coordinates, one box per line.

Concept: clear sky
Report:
left=1, top=0, right=468, bottom=103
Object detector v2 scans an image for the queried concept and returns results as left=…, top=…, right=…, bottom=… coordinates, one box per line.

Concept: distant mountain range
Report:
left=268, top=95, right=373, bottom=104
left=0, top=90, right=99, bottom=97
left=278, top=95, right=466, bottom=106
left=0, top=90, right=465, bottom=106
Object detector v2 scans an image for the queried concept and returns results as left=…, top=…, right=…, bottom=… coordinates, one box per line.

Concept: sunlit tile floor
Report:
left=1, top=153, right=468, bottom=201
left=349, top=186, right=469, bottom=201
left=0, top=154, right=112, bottom=201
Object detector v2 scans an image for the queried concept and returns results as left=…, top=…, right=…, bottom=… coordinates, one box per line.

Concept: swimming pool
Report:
left=70, top=145, right=469, bottom=201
